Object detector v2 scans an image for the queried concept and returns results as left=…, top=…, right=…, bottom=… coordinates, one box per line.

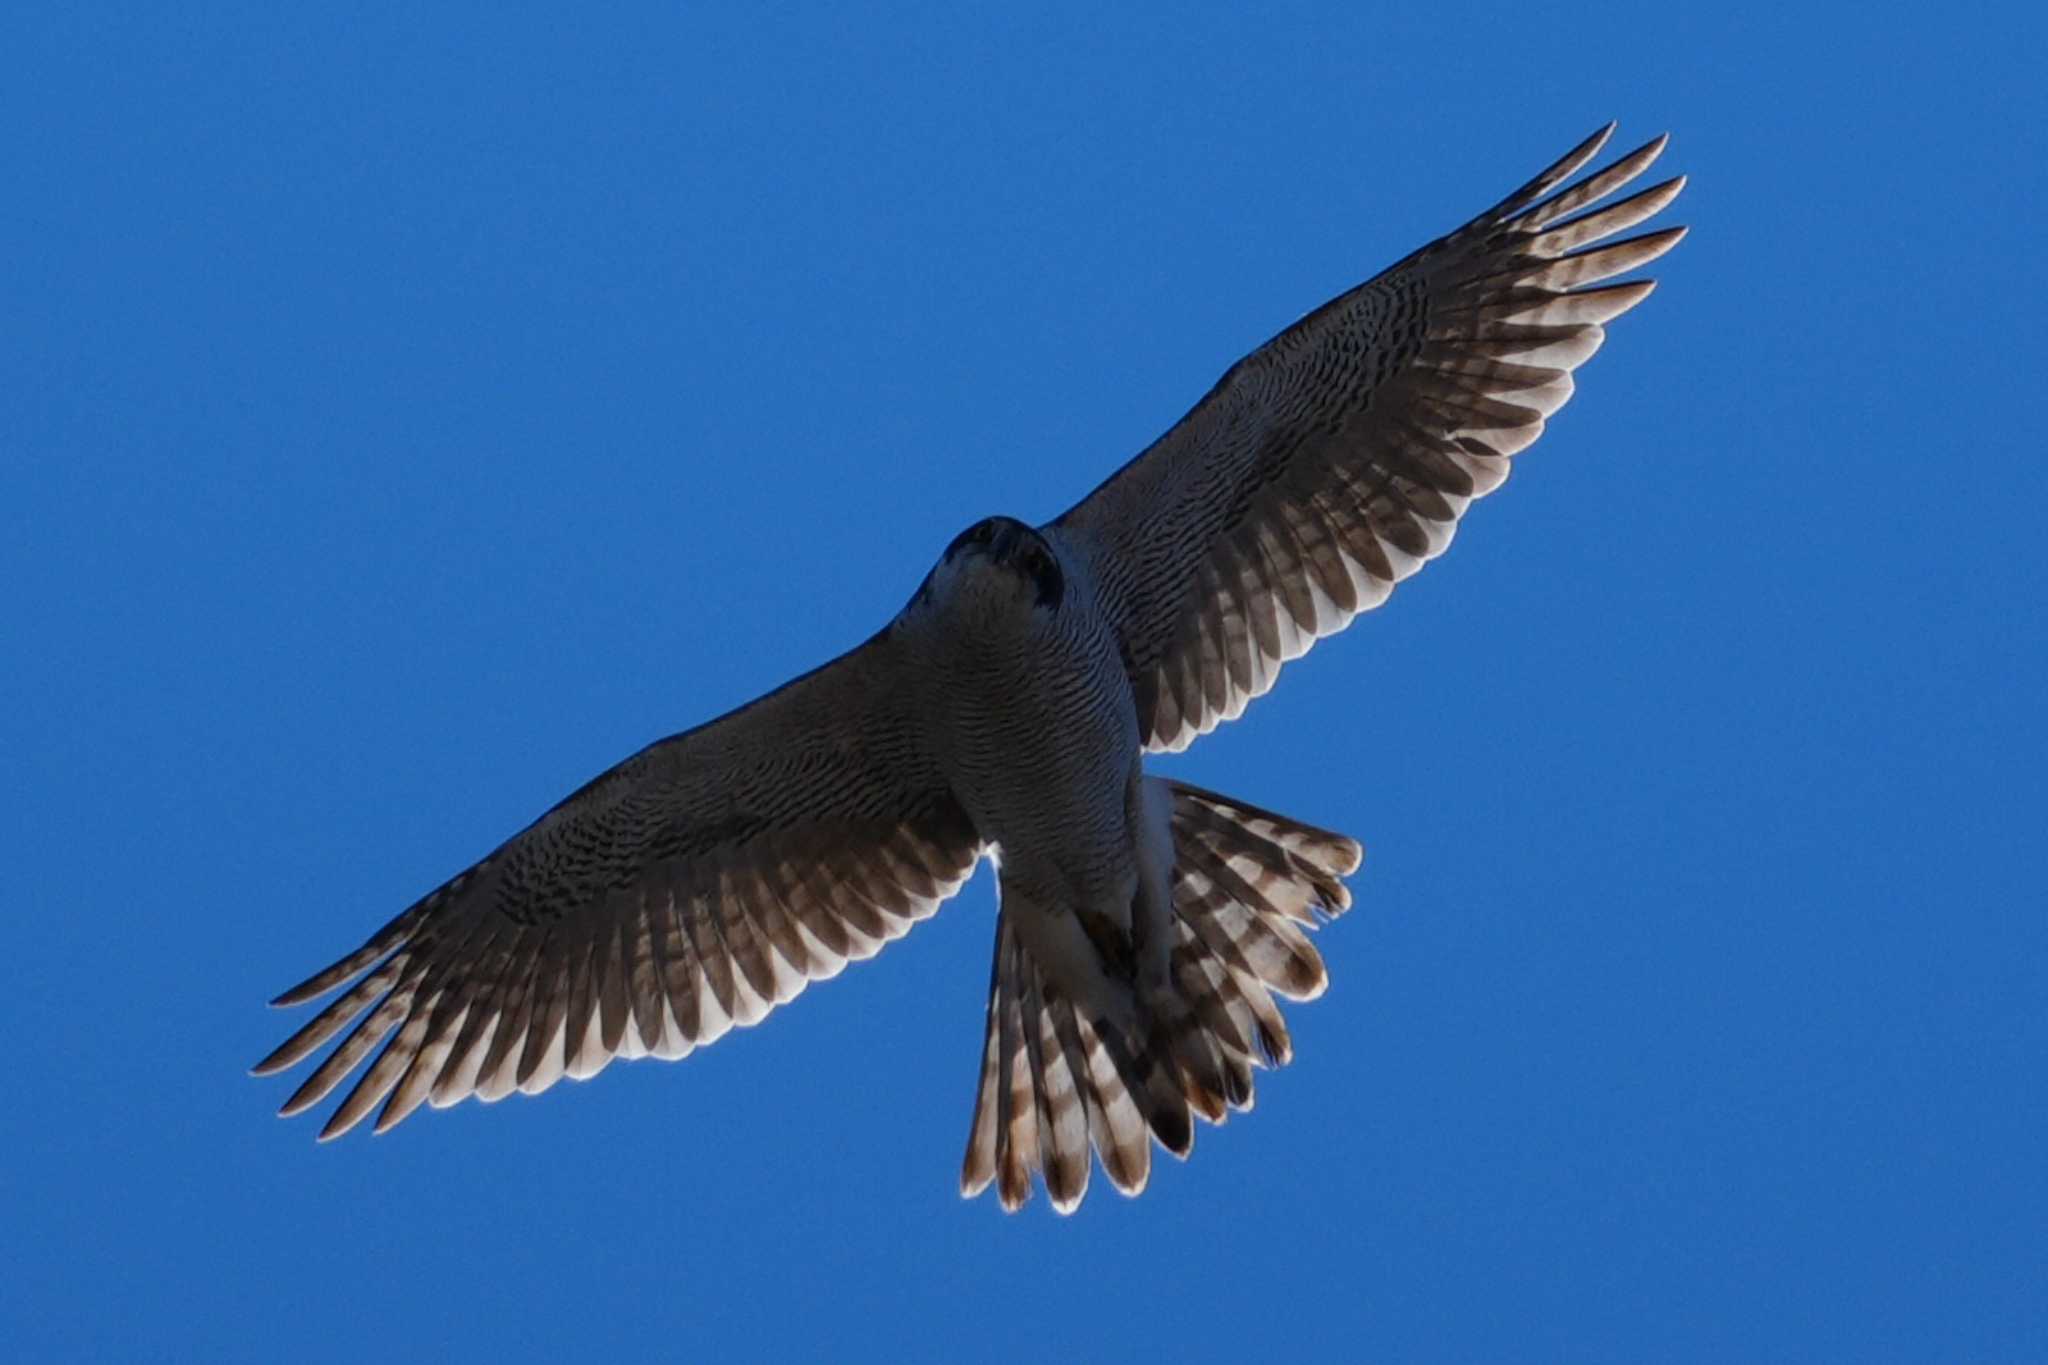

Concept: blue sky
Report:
left=5, top=4, right=2043, bottom=1360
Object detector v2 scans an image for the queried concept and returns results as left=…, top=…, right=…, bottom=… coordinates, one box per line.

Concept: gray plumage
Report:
left=255, top=123, right=1685, bottom=1212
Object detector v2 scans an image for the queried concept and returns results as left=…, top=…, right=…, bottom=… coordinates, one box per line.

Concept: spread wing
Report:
left=1049, top=124, right=1687, bottom=752
left=253, top=627, right=981, bottom=1139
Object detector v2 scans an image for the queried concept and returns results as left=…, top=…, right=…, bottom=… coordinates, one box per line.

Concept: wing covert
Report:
left=1050, top=124, right=1686, bottom=751
left=253, top=627, right=981, bottom=1139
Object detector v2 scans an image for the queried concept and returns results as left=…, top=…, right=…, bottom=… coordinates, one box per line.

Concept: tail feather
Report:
left=962, top=914, right=1183, bottom=1209
left=993, top=930, right=1038, bottom=1211
left=1175, top=838, right=1329, bottom=998
left=1171, top=925, right=1260, bottom=1103
left=1069, top=1012, right=1150, bottom=1195
left=1167, top=780, right=1361, bottom=919
left=958, top=945, right=1004, bottom=1199
left=960, top=781, right=1362, bottom=1213
left=1153, top=983, right=1232, bottom=1122
left=1098, top=1016, right=1193, bottom=1160
left=1024, top=978, right=1091, bottom=1211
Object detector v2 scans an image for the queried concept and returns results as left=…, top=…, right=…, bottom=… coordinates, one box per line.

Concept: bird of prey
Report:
left=255, top=123, right=1685, bottom=1212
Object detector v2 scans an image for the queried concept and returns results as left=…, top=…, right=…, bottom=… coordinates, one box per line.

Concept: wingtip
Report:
left=1558, top=121, right=1619, bottom=177
left=1620, top=225, right=1688, bottom=278
left=250, top=1039, right=299, bottom=1078
left=316, top=1106, right=366, bottom=1142
left=1646, top=222, right=1690, bottom=249
left=1629, top=174, right=1689, bottom=223
left=270, top=975, right=337, bottom=1009
left=276, top=1069, right=331, bottom=1120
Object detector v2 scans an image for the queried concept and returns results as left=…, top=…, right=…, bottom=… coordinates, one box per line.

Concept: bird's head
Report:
left=921, top=515, right=1066, bottom=615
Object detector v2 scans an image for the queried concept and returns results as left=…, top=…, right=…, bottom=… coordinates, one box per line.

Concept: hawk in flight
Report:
left=256, top=124, right=1685, bottom=1212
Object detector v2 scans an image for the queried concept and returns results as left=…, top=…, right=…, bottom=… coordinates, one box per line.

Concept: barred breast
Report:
left=900, top=535, right=1140, bottom=912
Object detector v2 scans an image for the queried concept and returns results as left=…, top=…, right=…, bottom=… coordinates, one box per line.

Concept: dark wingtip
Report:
left=270, top=975, right=337, bottom=1010
left=250, top=1036, right=302, bottom=1078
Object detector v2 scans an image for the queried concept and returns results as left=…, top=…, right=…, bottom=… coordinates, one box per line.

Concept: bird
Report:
left=254, top=123, right=1685, bottom=1213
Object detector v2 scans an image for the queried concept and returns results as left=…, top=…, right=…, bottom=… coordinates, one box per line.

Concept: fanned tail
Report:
left=959, top=780, right=1361, bottom=1212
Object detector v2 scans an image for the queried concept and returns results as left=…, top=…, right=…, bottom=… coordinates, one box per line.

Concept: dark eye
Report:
left=945, top=518, right=999, bottom=559
left=1023, top=544, right=1063, bottom=609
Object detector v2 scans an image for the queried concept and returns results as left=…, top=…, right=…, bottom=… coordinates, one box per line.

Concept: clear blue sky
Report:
left=5, top=4, right=2042, bottom=1360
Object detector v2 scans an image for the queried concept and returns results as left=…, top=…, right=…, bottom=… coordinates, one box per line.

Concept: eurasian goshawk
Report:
left=255, top=124, right=1686, bottom=1212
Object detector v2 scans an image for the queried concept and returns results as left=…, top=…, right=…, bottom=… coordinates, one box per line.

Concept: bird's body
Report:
left=907, top=517, right=1157, bottom=1032
left=255, top=124, right=1687, bottom=1212
left=914, top=520, right=1137, bottom=911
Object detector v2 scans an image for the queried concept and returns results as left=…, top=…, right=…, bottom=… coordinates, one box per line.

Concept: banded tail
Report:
left=959, top=780, right=1362, bottom=1212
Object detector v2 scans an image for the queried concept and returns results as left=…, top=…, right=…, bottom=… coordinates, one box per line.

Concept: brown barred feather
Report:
left=956, top=779, right=1362, bottom=1210
left=1052, top=125, right=1684, bottom=752
left=257, top=630, right=980, bottom=1137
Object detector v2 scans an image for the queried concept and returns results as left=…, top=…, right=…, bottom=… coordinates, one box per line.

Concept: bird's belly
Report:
left=941, top=646, right=1138, bottom=906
